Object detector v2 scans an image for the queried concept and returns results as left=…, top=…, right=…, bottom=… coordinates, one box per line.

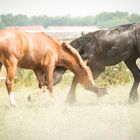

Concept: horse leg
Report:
left=0, top=63, right=2, bottom=72
left=124, top=57, right=140, bottom=103
left=65, top=67, right=104, bottom=105
left=65, top=68, right=108, bottom=105
left=34, top=68, right=46, bottom=92
left=52, top=67, right=66, bottom=85
left=5, top=59, right=17, bottom=107
left=65, top=76, right=78, bottom=105
left=28, top=69, right=47, bottom=101
left=86, top=68, right=108, bottom=97
left=45, top=65, right=55, bottom=103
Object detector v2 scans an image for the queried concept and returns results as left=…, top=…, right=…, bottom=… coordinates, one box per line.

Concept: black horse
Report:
left=52, top=23, right=140, bottom=104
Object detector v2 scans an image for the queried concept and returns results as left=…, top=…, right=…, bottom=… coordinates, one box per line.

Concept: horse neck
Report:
left=58, top=48, right=84, bottom=76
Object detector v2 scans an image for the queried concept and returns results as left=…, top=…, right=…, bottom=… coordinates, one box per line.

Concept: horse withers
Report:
left=0, top=28, right=100, bottom=107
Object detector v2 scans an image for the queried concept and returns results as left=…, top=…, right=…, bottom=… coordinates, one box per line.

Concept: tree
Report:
left=0, top=11, right=140, bottom=29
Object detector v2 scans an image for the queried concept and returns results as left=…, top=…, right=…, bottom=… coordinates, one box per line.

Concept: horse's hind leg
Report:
left=65, top=76, right=78, bottom=105
left=46, top=67, right=55, bottom=101
left=34, top=68, right=46, bottom=91
left=0, top=63, right=2, bottom=71
left=124, top=56, right=140, bottom=103
left=5, top=58, right=17, bottom=107
left=28, top=68, right=47, bottom=101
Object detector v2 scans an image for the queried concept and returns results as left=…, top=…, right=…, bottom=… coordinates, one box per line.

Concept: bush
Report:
left=0, top=62, right=133, bottom=89
left=96, top=62, right=132, bottom=87
left=15, top=68, right=37, bottom=88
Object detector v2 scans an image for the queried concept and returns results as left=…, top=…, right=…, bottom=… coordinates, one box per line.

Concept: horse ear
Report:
left=61, top=42, right=87, bottom=69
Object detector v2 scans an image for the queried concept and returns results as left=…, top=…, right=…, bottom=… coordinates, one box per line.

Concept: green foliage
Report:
left=15, top=68, right=37, bottom=88
left=128, top=13, right=140, bottom=23
left=96, top=62, right=132, bottom=87
left=93, top=11, right=140, bottom=28
left=11, top=63, right=132, bottom=89
left=0, top=11, right=140, bottom=29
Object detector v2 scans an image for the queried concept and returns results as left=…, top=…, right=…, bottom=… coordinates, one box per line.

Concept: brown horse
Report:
left=0, top=28, right=96, bottom=107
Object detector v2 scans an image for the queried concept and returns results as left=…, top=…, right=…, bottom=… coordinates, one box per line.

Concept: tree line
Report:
left=0, top=11, right=140, bottom=29
left=0, top=11, right=138, bottom=87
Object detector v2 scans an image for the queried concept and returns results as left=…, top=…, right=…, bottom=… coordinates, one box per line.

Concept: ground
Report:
left=0, top=83, right=140, bottom=140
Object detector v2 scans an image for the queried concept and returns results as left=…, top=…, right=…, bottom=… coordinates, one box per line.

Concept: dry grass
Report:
left=0, top=83, right=140, bottom=140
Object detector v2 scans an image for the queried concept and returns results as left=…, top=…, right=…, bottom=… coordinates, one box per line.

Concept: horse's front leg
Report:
left=5, top=59, right=17, bottom=107
left=46, top=65, right=55, bottom=104
left=65, top=76, right=78, bottom=105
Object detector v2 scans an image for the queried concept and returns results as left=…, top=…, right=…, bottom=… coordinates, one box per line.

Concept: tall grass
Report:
left=15, top=62, right=133, bottom=88
left=15, top=68, right=37, bottom=88
left=96, top=62, right=132, bottom=87
left=0, top=62, right=134, bottom=90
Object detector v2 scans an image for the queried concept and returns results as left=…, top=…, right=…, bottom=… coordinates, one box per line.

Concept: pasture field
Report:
left=0, top=81, right=140, bottom=140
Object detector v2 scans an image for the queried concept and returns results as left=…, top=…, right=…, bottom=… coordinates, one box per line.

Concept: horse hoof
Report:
left=48, top=97, right=55, bottom=105
left=27, top=94, right=32, bottom=102
left=129, top=99, right=136, bottom=104
left=97, top=88, right=108, bottom=97
left=10, top=103, right=17, bottom=110
left=65, top=98, right=76, bottom=105
left=129, top=94, right=139, bottom=104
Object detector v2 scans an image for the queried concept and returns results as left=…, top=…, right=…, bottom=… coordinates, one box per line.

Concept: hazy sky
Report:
left=0, top=0, right=140, bottom=16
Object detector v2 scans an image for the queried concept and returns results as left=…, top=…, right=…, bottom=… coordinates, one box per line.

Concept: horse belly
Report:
left=18, top=56, right=39, bottom=69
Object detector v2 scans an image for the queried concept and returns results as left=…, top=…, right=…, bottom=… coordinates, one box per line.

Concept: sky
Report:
left=0, top=0, right=140, bottom=17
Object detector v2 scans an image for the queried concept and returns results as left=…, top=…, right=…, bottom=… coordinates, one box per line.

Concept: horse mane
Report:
left=36, top=32, right=87, bottom=70
left=61, top=42, right=87, bottom=69
left=42, top=32, right=61, bottom=46
left=41, top=32, right=87, bottom=69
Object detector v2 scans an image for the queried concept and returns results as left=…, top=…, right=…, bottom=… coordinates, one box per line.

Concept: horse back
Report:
left=0, top=29, right=31, bottom=60
left=0, top=29, right=58, bottom=69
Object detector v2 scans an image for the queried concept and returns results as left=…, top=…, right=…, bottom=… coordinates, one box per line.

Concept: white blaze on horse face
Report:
left=9, top=92, right=16, bottom=107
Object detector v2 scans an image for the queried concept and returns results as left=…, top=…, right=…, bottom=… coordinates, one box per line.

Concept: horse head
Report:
left=60, top=42, right=96, bottom=88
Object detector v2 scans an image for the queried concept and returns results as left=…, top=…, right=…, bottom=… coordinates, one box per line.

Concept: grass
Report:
left=0, top=82, right=140, bottom=140
left=0, top=62, right=133, bottom=89
left=0, top=63, right=140, bottom=140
